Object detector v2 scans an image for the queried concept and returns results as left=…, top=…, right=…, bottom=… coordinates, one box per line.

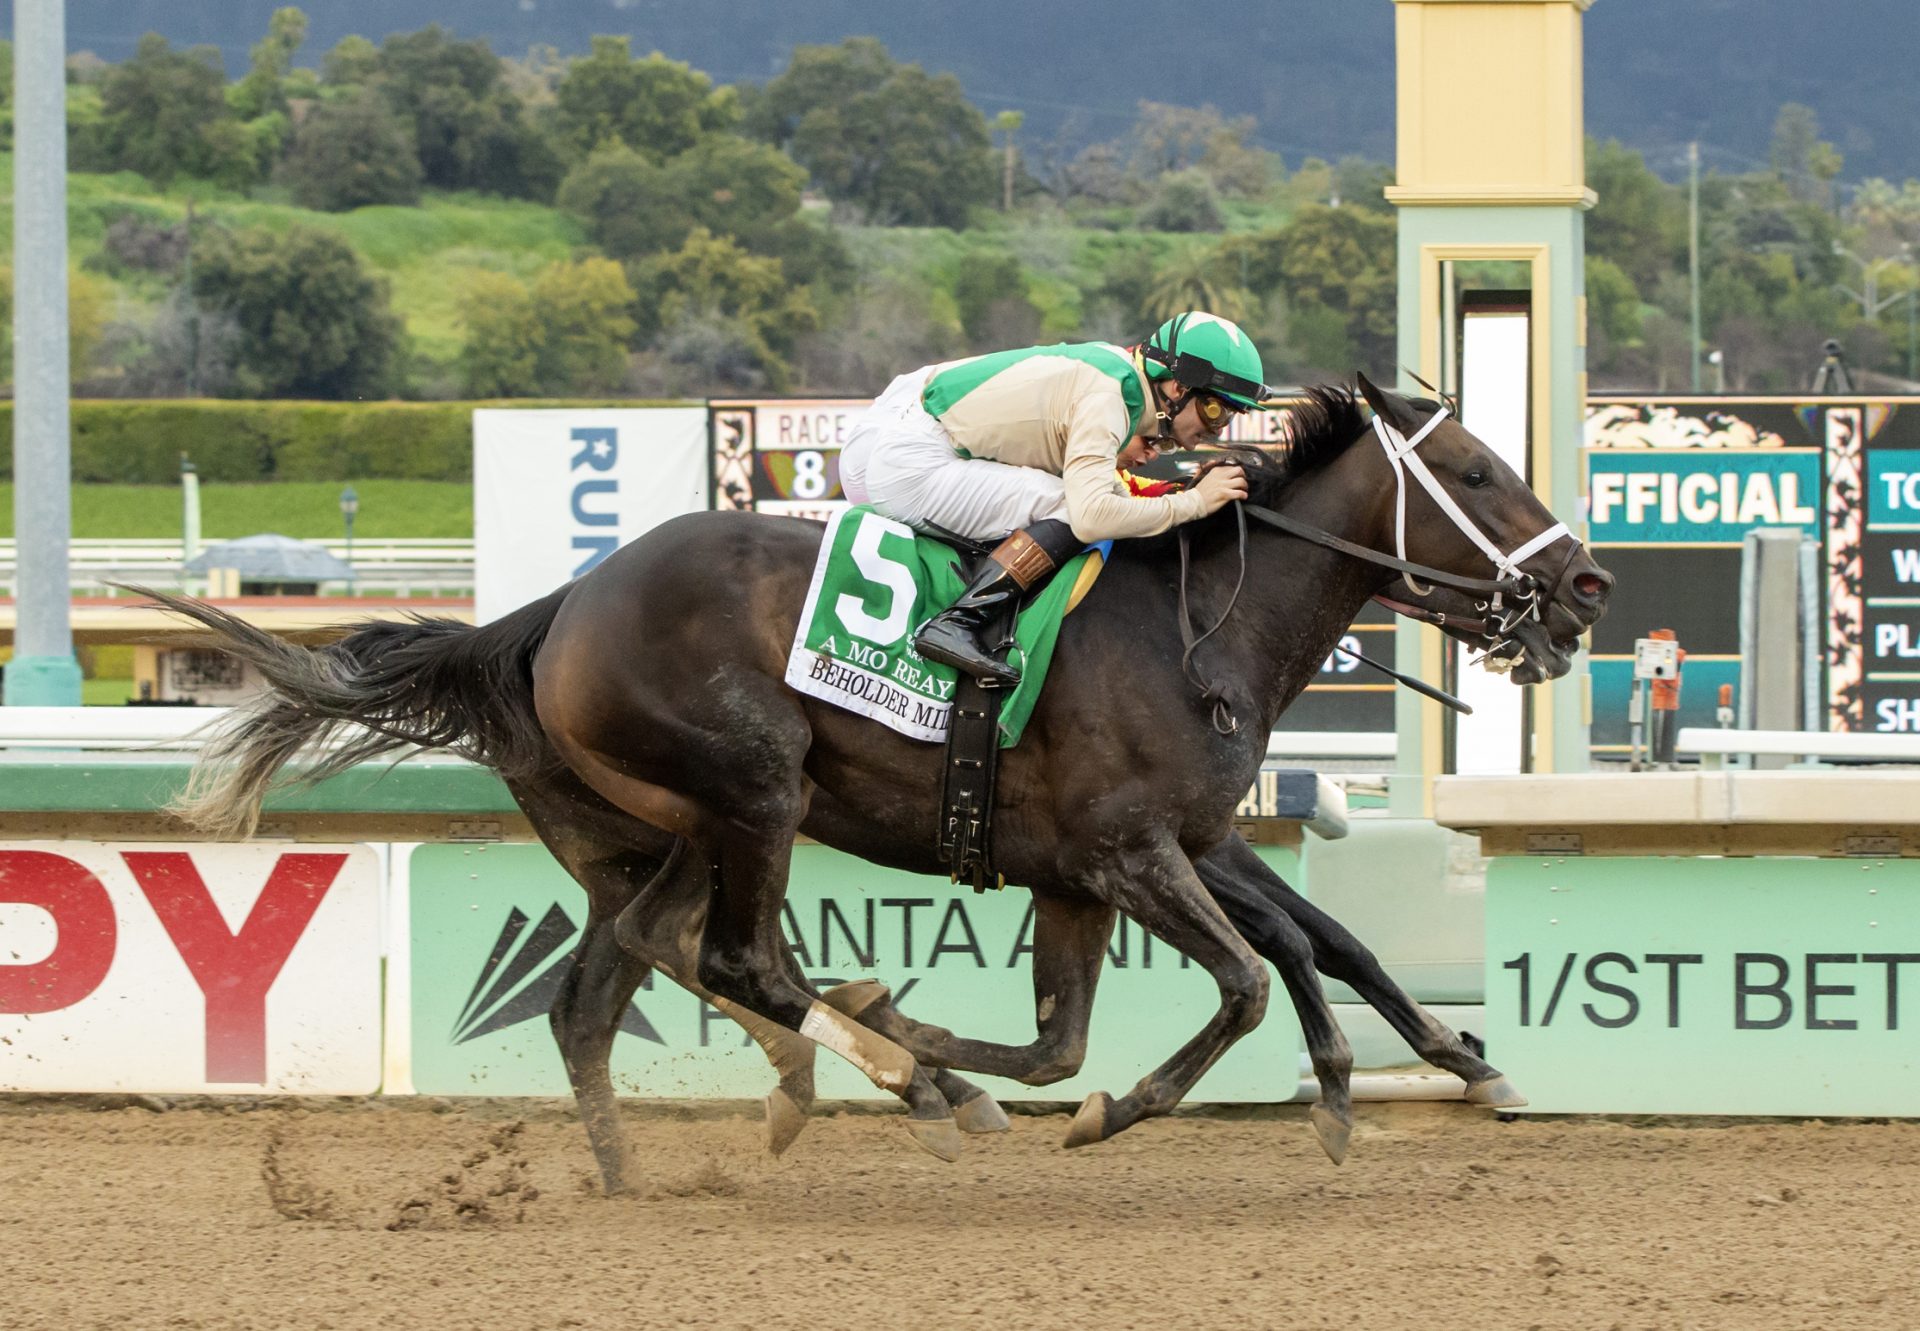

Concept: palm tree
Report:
left=1143, top=245, right=1253, bottom=324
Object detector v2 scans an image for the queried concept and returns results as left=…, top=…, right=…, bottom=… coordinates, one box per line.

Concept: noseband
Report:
left=1175, top=405, right=1585, bottom=732
left=1366, top=406, right=1578, bottom=672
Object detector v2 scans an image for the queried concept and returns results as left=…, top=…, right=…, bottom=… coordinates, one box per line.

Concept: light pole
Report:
left=1688, top=141, right=1701, bottom=392
left=6, top=0, right=83, bottom=706
left=339, top=485, right=359, bottom=572
left=1834, top=240, right=1910, bottom=321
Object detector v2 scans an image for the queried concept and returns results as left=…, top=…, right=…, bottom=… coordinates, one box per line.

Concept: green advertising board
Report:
left=1485, top=855, right=1920, bottom=1114
left=409, top=842, right=1305, bottom=1102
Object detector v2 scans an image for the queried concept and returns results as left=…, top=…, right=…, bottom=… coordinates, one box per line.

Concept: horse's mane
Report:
left=1111, top=379, right=1441, bottom=559
left=1214, top=381, right=1444, bottom=509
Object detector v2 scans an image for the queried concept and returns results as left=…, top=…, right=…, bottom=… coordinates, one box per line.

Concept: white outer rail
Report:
left=0, top=706, right=232, bottom=749
left=0, top=708, right=1396, bottom=765
left=1677, top=727, right=1920, bottom=765
left=1267, top=730, right=1396, bottom=760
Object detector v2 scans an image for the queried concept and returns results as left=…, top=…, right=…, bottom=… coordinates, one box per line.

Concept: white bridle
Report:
left=1371, top=406, right=1574, bottom=669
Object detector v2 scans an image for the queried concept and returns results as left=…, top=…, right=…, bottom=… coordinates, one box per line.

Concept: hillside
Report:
left=25, top=0, right=1920, bottom=184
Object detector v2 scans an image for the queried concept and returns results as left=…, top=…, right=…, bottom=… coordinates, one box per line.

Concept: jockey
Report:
left=838, top=311, right=1265, bottom=687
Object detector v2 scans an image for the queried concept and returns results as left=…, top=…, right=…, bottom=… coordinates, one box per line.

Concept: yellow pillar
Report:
left=1387, top=0, right=1598, bottom=813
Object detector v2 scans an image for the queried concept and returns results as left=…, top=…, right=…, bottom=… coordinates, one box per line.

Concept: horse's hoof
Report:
left=952, top=1089, right=1011, bottom=1135
left=904, top=1115, right=963, bottom=1162
left=1465, top=1074, right=1528, bottom=1109
left=819, top=978, right=890, bottom=1018
left=1062, top=1092, right=1113, bottom=1149
left=765, top=1087, right=810, bottom=1157
left=1308, top=1104, right=1351, bottom=1165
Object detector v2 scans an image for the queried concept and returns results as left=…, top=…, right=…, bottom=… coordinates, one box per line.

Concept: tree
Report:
left=1138, top=170, right=1225, bottom=233
left=228, top=6, right=308, bottom=121
left=0, top=268, right=111, bottom=386
left=458, top=271, right=544, bottom=397
left=1330, top=156, right=1395, bottom=214
left=551, top=36, right=737, bottom=164
left=556, top=134, right=806, bottom=260
left=1128, top=101, right=1276, bottom=198
left=754, top=38, right=994, bottom=227
left=1224, top=205, right=1397, bottom=374
left=952, top=250, right=1039, bottom=350
left=1141, top=246, right=1251, bottom=324
left=1584, top=255, right=1644, bottom=349
left=79, top=35, right=236, bottom=186
left=1585, top=138, right=1685, bottom=291
left=192, top=224, right=402, bottom=398
left=374, top=25, right=554, bottom=197
left=529, top=257, right=638, bottom=393
left=321, top=34, right=380, bottom=87
left=1770, top=102, right=1844, bottom=207
left=280, top=92, right=423, bottom=211
left=631, top=228, right=817, bottom=390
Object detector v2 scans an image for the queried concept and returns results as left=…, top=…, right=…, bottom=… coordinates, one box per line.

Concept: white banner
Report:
left=474, top=408, right=710, bottom=623
left=0, top=843, right=382, bottom=1093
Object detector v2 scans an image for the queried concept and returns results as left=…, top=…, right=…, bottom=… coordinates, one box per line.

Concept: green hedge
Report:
left=0, top=398, right=697, bottom=484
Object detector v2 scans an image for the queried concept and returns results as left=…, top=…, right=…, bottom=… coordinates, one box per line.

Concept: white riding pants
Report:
left=839, top=368, right=1069, bottom=540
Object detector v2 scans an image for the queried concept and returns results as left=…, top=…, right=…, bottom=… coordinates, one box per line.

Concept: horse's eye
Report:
left=1463, top=469, right=1490, bottom=488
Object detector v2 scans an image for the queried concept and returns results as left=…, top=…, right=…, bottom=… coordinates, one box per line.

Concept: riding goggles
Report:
left=1192, top=391, right=1243, bottom=431
left=1142, top=343, right=1268, bottom=406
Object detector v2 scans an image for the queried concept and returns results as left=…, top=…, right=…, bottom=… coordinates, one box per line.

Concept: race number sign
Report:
left=1485, top=855, right=1920, bottom=1115
left=473, top=407, right=710, bottom=623
left=0, top=843, right=382, bottom=1093
left=408, top=841, right=1303, bottom=1102
left=711, top=398, right=865, bottom=522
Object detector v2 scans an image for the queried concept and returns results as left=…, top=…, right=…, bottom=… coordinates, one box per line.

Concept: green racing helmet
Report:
left=1142, top=311, right=1268, bottom=408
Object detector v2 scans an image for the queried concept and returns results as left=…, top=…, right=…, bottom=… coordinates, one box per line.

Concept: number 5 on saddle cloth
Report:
left=785, top=506, right=1108, bottom=890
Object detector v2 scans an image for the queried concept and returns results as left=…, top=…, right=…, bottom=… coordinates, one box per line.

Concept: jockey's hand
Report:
left=1194, top=464, right=1249, bottom=514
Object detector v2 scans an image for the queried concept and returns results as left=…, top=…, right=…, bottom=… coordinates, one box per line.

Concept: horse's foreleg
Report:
left=1193, top=844, right=1353, bottom=1162
left=1062, top=843, right=1269, bottom=1149
left=1201, top=835, right=1525, bottom=1108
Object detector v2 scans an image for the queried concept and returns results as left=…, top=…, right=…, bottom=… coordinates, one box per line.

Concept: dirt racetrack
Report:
left=0, top=1097, right=1913, bottom=1331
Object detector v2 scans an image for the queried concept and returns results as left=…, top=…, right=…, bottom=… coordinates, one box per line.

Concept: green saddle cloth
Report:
left=785, top=506, right=1101, bottom=747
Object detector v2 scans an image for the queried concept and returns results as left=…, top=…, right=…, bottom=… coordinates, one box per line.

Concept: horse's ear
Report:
left=1354, top=371, right=1414, bottom=434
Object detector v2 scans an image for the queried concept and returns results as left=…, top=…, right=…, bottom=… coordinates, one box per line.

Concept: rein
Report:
left=1172, top=403, right=1583, bottom=731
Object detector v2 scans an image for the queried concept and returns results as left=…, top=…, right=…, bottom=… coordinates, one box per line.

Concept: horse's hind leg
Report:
left=605, top=822, right=962, bottom=1161
left=815, top=978, right=1010, bottom=1135
left=1201, top=834, right=1524, bottom=1108
left=549, top=893, right=653, bottom=1195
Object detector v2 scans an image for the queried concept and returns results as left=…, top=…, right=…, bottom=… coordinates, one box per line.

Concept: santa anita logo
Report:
left=449, top=894, right=1197, bottom=1053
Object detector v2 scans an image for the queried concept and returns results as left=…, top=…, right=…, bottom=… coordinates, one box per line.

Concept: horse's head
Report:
left=1349, top=372, right=1612, bottom=686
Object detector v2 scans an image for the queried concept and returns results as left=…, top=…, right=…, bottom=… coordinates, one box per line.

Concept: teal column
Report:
left=1389, top=203, right=1592, bottom=802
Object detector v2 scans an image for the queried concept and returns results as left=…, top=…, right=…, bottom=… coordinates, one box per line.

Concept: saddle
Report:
left=918, top=525, right=1009, bottom=893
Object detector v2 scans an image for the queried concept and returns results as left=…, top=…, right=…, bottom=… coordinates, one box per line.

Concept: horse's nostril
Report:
left=1573, top=572, right=1608, bottom=600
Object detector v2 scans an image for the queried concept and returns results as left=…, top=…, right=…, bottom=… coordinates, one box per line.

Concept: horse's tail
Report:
left=126, top=585, right=568, bottom=839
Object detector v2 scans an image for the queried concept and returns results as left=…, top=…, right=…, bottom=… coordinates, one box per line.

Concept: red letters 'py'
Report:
left=0, top=851, right=117, bottom=1014
left=123, top=852, right=344, bottom=1084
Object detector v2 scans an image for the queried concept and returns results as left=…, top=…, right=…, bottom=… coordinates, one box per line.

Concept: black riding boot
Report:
left=912, top=519, right=1083, bottom=688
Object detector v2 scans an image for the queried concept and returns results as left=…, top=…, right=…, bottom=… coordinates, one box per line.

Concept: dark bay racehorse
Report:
left=148, top=375, right=1610, bottom=1194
